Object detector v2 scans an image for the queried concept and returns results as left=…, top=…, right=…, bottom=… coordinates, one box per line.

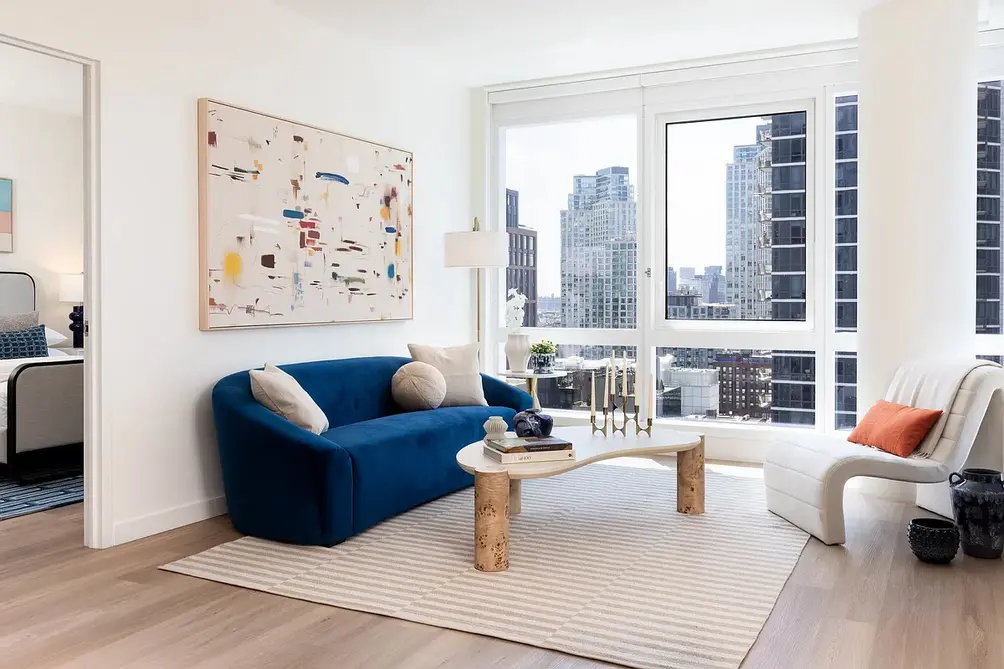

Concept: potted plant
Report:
left=504, top=289, right=530, bottom=372
left=529, top=340, right=557, bottom=374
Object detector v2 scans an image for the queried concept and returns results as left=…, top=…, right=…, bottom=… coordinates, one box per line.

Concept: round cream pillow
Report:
left=392, top=361, right=447, bottom=411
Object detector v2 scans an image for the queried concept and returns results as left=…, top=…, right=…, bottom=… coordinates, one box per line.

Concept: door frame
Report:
left=0, top=33, right=109, bottom=548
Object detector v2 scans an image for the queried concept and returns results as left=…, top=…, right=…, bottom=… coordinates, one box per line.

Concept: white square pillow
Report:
left=249, top=363, right=329, bottom=434
left=408, top=343, right=487, bottom=407
left=44, top=327, right=69, bottom=347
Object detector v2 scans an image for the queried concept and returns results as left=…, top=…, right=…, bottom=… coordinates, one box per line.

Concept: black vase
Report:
left=950, top=468, right=1004, bottom=559
left=513, top=409, right=554, bottom=438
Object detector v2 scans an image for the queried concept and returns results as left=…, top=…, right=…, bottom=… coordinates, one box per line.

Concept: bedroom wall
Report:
left=0, top=103, right=84, bottom=340
left=0, top=0, right=476, bottom=545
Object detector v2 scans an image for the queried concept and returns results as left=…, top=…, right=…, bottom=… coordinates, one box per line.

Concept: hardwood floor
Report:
left=1, top=490, right=1002, bottom=669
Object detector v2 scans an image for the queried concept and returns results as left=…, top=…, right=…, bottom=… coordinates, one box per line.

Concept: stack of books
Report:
left=483, top=436, right=575, bottom=464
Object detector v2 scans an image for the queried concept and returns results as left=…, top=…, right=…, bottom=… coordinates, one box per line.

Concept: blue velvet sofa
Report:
left=212, top=356, right=532, bottom=546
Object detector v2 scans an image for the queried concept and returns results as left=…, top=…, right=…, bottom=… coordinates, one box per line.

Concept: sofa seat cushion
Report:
left=321, top=405, right=517, bottom=532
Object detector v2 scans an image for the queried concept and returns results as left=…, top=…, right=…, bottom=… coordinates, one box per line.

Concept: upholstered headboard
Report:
left=0, top=271, right=36, bottom=316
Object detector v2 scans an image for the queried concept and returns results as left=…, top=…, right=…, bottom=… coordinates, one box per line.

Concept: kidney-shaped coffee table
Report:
left=456, top=425, right=705, bottom=572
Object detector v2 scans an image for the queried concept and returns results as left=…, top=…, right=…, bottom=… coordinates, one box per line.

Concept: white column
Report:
left=857, top=0, right=978, bottom=505
left=858, top=0, right=978, bottom=409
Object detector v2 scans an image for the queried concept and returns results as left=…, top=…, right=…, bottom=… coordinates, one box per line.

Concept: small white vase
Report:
left=483, top=415, right=507, bottom=442
left=505, top=333, right=530, bottom=372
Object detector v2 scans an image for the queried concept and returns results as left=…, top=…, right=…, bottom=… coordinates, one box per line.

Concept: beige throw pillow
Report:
left=408, top=343, right=487, bottom=407
left=0, top=311, right=39, bottom=332
left=392, top=361, right=447, bottom=411
left=249, top=363, right=329, bottom=434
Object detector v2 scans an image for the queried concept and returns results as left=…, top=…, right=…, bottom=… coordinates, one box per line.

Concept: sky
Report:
left=505, top=115, right=765, bottom=296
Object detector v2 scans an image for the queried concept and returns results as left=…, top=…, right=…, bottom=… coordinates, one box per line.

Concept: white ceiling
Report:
left=275, top=0, right=889, bottom=85
left=0, top=42, right=83, bottom=117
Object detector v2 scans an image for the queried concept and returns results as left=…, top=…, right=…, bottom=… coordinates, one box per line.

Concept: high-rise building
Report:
left=666, top=267, right=677, bottom=297
left=977, top=82, right=1002, bottom=335
left=829, top=86, right=1001, bottom=429
left=767, top=112, right=814, bottom=425
left=725, top=139, right=771, bottom=319
left=769, top=113, right=808, bottom=322
left=560, top=167, right=637, bottom=336
left=835, top=96, right=859, bottom=333
left=505, top=188, right=538, bottom=327
left=715, top=351, right=772, bottom=420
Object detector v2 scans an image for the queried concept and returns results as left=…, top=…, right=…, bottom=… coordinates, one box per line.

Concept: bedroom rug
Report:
left=0, top=473, right=83, bottom=520
left=162, top=463, right=808, bottom=669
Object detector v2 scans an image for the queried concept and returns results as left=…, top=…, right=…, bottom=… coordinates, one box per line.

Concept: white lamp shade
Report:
left=59, top=273, right=84, bottom=303
left=444, top=231, right=508, bottom=268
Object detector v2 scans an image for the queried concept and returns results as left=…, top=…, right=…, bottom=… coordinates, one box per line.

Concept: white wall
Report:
left=0, top=0, right=475, bottom=545
left=0, top=103, right=84, bottom=339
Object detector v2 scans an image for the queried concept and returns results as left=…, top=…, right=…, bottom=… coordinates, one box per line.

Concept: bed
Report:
left=0, top=272, right=83, bottom=481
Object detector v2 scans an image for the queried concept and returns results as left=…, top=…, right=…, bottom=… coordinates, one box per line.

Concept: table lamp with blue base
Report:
left=59, top=273, right=84, bottom=349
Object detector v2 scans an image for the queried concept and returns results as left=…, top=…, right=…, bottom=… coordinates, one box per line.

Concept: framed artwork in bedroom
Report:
left=197, top=99, right=414, bottom=331
left=0, top=177, right=12, bottom=253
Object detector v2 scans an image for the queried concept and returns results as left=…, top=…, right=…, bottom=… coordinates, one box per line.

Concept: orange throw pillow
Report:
left=847, top=400, right=943, bottom=458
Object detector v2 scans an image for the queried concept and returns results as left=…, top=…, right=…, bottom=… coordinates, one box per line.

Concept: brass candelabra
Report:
left=588, top=353, right=653, bottom=436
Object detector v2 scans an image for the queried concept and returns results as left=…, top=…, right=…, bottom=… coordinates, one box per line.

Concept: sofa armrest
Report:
left=482, top=374, right=533, bottom=412
left=212, top=386, right=354, bottom=545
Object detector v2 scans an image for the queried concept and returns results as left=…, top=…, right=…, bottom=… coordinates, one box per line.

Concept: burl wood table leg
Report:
left=474, top=470, right=510, bottom=572
left=509, top=479, right=522, bottom=515
left=677, top=437, right=705, bottom=515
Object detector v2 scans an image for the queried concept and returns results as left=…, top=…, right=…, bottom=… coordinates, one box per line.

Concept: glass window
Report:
left=978, top=196, right=1001, bottom=223
left=979, top=85, right=1001, bottom=117
left=836, top=246, right=857, bottom=272
left=773, top=220, right=806, bottom=245
left=978, top=142, right=1000, bottom=169
left=664, top=110, right=810, bottom=322
left=835, top=351, right=857, bottom=430
left=978, top=169, right=1000, bottom=196
left=836, top=302, right=857, bottom=331
left=772, top=165, right=806, bottom=191
left=835, top=273, right=857, bottom=300
left=773, top=246, right=806, bottom=272
left=977, top=275, right=1000, bottom=300
left=772, top=192, right=806, bottom=219
left=835, top=190, right=857, bottom=216
left=977, top=222, right=1000, bottom=247
left=835, top=162, right=857, bottom=188
left=527, top=345, right=639, bottom=413
left=836, top=218, right=857, bottom=244
left=978, top=117, right=1001, bottom=144
left=835, top=134, right=857, bottom=160
left=835, top=105, right=857, bottom=132
left=772, top=274, right=805, bottom=300
left=772, top=137, right=806, bottom=164
left=503, top=116, right=637, bottom=329
left=654, top=347, right=814, bottom=426
left=977, top=249, right=1001, bottom=274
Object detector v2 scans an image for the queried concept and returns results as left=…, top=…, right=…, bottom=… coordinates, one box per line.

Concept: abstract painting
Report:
left=0, top=178, right=12, bottom=253
left=198, top=99, right=413, bottom=330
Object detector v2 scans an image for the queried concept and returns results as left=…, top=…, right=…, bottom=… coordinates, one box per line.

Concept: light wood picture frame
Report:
left=0, top=177, right=13, bottom=253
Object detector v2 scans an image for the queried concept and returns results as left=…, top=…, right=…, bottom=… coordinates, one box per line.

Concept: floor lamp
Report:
left=444, top=218, right=508, bottom=345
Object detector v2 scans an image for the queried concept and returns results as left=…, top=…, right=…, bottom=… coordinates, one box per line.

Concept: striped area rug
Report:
left=162, top=462, right=807, bottom=669
left=0, top=473, right=83, bottom=521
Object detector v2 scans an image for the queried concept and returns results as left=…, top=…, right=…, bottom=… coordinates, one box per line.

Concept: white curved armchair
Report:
left=764, top=363, right=1004, bottom=545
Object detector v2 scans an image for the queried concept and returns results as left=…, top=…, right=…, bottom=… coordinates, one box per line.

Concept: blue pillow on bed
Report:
left=0, top=324, right=49, bottom=360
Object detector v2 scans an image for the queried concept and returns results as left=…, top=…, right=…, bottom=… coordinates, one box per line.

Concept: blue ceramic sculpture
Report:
left=513, top=409, right=554, bottom=438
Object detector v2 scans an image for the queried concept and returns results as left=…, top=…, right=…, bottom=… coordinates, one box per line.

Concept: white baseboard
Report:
left=113, top=495, right=228, bottom=546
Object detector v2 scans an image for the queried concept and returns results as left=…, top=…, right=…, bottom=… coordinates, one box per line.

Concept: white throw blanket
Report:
left=885, top=358, right=1001, bottom=458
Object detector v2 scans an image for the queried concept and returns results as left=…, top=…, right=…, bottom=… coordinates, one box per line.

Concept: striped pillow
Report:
left=0, top=325, right=49, bottom=360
